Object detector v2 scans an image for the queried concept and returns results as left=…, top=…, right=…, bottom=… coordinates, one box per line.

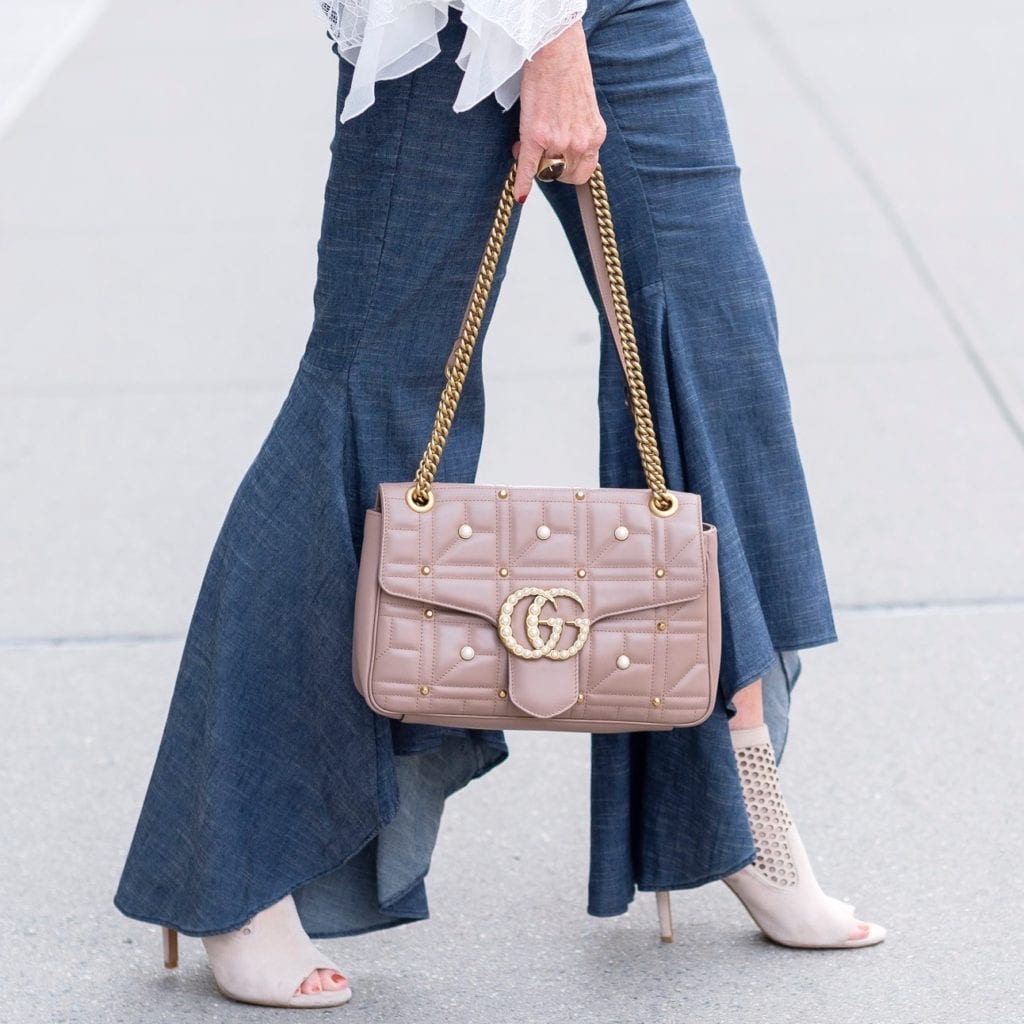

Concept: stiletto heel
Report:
left=162, top=926, right=178, bottom=969
left=655, top=891, right=674, bottom=943
left=723, top=723, right=886, bottom=949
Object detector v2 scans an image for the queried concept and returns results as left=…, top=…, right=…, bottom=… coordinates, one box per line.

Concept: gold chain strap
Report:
left=406, top=160, right=678, bottom=518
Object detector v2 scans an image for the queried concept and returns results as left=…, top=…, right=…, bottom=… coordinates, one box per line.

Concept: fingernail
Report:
left=517, top=193, right=527, bottom=204
left=332, top=973, right=345, bottom=984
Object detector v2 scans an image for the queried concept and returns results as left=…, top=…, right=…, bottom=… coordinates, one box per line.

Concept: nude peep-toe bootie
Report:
left=162, top=893, right=353, bottom=1008
left=654, top=722, right=886, bottom=949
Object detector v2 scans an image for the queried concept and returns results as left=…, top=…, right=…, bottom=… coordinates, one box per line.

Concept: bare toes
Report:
left=299, top=970, right=322, bottom=994
left=319, top=968, right=348, bottom=990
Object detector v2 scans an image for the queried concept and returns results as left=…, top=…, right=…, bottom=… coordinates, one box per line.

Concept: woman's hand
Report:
left=511, top=20, right=606, bottom=203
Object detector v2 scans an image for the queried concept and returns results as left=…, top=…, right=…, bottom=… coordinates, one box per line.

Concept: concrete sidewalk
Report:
left=1, top=1, right=1021, bottom=1021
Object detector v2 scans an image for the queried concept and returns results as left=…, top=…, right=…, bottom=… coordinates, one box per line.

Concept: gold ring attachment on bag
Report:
left=405, top=484, right=435, bottom=513
left=649, top=492, right=679, bottom=518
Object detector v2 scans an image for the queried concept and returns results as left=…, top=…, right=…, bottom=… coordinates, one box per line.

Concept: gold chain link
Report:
left=407, top=160, right=676, bottom=515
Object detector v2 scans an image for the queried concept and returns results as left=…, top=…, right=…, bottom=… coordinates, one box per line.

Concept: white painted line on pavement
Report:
left=0, top=0, right=109, bottom=142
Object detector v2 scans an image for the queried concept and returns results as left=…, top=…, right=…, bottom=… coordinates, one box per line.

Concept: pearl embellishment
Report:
left=614, top=526, right=629, bottom=540
left=536, top=524, right=551, bottom=540
left=616, top=654, right=631, bottom=670
left=460, top=645, right=475, bottom=661
left=458, top=523, right=473, bottom=539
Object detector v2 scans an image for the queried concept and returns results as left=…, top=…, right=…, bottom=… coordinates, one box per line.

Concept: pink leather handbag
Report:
left=352, top=161, right=721, bottom=732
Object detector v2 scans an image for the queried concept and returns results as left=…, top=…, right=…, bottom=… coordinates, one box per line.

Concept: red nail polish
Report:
left=518, top=193, right=527, bottom=204
left=332, top=973, right=346, bottom=984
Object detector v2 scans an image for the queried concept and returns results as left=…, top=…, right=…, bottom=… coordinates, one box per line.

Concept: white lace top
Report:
left=316, top=1, right=587, bottom=123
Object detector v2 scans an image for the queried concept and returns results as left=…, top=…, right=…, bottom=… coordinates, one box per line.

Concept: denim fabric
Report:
left=114, top=0, right=837, bottom=937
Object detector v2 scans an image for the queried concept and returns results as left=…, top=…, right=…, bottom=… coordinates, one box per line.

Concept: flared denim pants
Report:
left=114, top=0, right=838, bottom=938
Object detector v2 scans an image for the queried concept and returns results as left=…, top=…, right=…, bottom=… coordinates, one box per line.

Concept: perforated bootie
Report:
left=653, top=722, right=886, bottom=947
left=719, top=722, right=886, bottom=948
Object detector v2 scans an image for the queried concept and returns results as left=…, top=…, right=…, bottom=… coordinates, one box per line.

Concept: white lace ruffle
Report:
left=315, top=0, right=587, bottom=123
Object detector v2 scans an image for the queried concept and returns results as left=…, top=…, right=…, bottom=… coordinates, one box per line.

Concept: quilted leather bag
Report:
left=352, top=162, right=721, bottom=732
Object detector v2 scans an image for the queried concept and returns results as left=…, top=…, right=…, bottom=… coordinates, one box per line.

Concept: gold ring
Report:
left=536, top=155, right=566, bottom=182
left=649, top=492, right=679, bottom=518
left=405, top=484, right=435, bottom=513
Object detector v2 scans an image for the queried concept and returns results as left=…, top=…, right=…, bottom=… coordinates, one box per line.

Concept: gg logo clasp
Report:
left=497, top=587, right=591, bottom=660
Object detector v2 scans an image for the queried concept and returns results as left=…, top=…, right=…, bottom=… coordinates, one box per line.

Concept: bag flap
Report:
left=376, top=482, right=707, bottom=627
